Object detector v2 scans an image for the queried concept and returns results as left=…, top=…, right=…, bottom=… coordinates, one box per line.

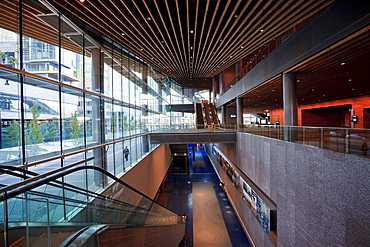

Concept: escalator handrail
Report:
left=0, top=165, right=179, bottom=216
left=0, top=157, right=94, bottom=194
left=0, top=166, right=132, bottom=207
left=0, top=167, right=152, bottom=214
left=0, top=165, right=39, bottom=177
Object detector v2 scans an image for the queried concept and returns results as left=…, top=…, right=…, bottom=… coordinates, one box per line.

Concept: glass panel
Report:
left=123, top=139, right=131, bottom=170
left=105, top=143, right=115, bottom=179
left=113, top=102, right=123, bottom=140
left=114, top=142, right=124, bottom=175
left=61, top=87, right=84, bottom=152
left=105, top=99, right=113, bottom=142
left=103, top=52, right=113, bottom=97
left=28, top=158, right=62, bottom=175
left=23, top=76, right=60, bottom=163
left=0, top=69, right=22, bottom=165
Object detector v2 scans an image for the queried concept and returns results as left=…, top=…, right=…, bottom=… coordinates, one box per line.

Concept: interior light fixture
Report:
left=190, top=30, right=194, bottom=33
left=147, top=17, right=152, bottom=21
left=341, top=62, right=346, bottom=65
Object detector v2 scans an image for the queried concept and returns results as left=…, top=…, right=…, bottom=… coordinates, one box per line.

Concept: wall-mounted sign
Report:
left=212, top=145, right=275, bottom=236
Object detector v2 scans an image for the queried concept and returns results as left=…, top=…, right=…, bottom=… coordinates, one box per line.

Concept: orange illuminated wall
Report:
left=222, top=64, right=236, bottom=88
left=269, top=96, right=370, bottom=128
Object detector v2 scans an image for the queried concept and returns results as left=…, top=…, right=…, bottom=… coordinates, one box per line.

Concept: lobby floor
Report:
left=156, top=145, right=251, bottom=247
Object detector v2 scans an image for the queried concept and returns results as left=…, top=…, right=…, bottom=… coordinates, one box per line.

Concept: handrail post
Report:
left=26, top=193, right=29, bottom=247
left=320, top=128, right=324, bottom=148
left=3, top=192, right=9, bottom=247
left=345, top=129, right=349, bottom=153
left=46, top=199, right=51, bottom=247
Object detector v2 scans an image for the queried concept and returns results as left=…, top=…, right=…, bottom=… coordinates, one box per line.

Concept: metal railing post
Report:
left=345, top=129, right=349, bottom=153
left=46, top=199, right=51, bottom=247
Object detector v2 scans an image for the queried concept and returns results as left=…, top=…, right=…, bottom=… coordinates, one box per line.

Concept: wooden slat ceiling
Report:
left=44, top=0, right=335, bottom=89
left=0, top=0, right=85, bottom=56
left=235, top=28, right=370, bottom=113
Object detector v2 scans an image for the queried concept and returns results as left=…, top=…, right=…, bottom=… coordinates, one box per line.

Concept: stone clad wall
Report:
left=210, top=132, right=370, bottom=246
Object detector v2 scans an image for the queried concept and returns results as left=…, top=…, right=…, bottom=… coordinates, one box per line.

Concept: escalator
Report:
left=194, top=102, right=220, bottom=129
left=209, top=103, right=220, bottom=126
left=0, top=165, right=186, bottom=246
left=195, top=103, right=205, bottom=128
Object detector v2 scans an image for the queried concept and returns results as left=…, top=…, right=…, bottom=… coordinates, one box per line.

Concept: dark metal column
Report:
left=283, top=72, right=298, bottom=141
left=236, top=98, right=243, bottom=127
left=283, top=72, right=298, bottom=125
left=91, top=48, right=105, bottom=186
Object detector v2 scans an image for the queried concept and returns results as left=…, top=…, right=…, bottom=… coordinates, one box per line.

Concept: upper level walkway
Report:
left=150, top=124, right=369, bottom=159
left=149, top=128, right=236, bottom=144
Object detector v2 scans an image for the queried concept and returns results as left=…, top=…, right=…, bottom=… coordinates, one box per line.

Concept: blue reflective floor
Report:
left=159, top=144, right=251, bottom=247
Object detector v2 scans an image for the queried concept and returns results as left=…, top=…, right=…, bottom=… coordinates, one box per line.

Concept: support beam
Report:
left=283, top=72, right=298, bottom=126
left=236, top=98, right=243, bottom=126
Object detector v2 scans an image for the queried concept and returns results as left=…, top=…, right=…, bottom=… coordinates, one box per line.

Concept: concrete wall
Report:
left=209, top=133, right=370, bottom=247
left=121, top=144, right=172, bottom=199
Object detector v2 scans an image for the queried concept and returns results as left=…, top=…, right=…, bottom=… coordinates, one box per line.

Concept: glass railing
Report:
left=224, top=124, right=369, bottom=158
left=126, top=124, right=369, bottom=158
left=0, top=165, right=183, bottom=247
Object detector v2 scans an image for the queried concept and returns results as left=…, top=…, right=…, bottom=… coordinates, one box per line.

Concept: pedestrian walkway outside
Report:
left=156, top=144, right=251, bottom=247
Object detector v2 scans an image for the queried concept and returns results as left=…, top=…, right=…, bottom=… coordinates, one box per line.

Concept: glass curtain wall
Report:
left=0, top=1, right=172, bottom=192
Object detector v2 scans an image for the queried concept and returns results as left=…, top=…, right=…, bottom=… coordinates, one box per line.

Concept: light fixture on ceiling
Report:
left=260, top=29, right=264, bottom=32
left=190, top=30, right=194, bottom=33
left=341, top=62, right=346, bottom=65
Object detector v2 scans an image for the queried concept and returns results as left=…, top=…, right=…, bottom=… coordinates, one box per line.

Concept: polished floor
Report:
left=157, top=145, right=251, bottom=247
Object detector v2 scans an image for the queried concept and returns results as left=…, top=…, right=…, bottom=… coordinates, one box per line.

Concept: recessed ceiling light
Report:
left=341, top=62, right=346, bottom=65
left=260, top=29, right=264, bottom=32
left=121, top=32, right=125, bottom=36
left=348, top=79, right=352, bottom=81
left=190, top=30, right=194, bottom=33
left=147, top=17, right=152, bottom=21
left=234, top=15, right=238, bottom=18
left=79, top=0, right=85, bottom=2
